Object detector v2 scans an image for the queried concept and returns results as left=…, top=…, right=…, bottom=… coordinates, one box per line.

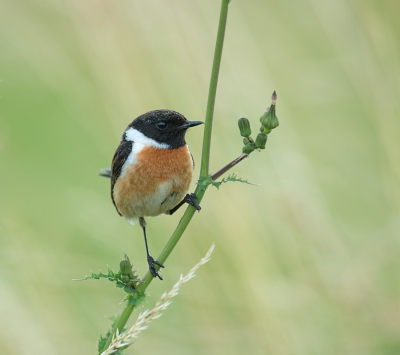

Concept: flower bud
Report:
left=238, top=117, right=252, bottom=138
left=255, top=133, right=267, bottom=149
left=120, top=259, right=133, bottom=276
left=121, top=275, right=130, bottom=284
left=266, top=105, right=279, bottom=130
left=242, top=142, right=255, bottom=154
left=259, top=111, right=269, bottom=127
left=260, top=105, right=279, bottom=131
left=271, top=90, right=277, bottom=105
left=243, top=137, right=249, bottom=145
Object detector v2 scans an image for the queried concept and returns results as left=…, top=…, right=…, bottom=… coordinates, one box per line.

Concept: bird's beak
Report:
left=178, top=120, right=204, bottom=130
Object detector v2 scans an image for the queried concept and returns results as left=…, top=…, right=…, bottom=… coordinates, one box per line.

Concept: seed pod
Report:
left=255, top=133, right=267, bottom=149
left=238, top=117, right=252, bottom=138
left=242, top=142, right=255, bottom=154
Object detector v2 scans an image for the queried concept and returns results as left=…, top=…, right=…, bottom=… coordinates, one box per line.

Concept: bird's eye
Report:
left=156, top=122, right=167, bottom=130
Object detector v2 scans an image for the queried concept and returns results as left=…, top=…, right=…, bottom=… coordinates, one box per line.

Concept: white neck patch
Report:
left=119, top=127, right=171, bottom=178
left=124, top=127, right=170, bottom=149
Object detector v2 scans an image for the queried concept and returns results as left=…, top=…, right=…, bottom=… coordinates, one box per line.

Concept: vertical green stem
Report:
left=99, top=1, right=230, bottom=353
left=200, top=0, right=230, bottom=177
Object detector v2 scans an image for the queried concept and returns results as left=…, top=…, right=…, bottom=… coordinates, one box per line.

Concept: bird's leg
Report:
left=168, top=193, right=201, bottom=215
left=139, top=217, right=164, bottom=280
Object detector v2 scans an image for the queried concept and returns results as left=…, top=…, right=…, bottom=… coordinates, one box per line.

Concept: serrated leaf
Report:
left=74, top=270, right=115, bottom=282
left=98, top=316, right=128, bottom=354
left=126, top=290, right=146, bottom=306
left=116, top=280, right=126, bottom=289
left=197, top=175, right=213, bottom=191
left=124, top=286, right=140, bottom=294
left=106, top=270, right=116, bottom=280
left=75, top=256, right=140, bottom=295
left=211, top=174, right=254, bottom=190
left=98, top=335, right=107, bottom=354
left=107, top=315, right=118, bottom=322
left=197, top=174, right=254, bottom=192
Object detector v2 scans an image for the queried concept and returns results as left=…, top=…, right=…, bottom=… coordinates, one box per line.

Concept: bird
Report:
left=100, top=109, right=203, bottom=280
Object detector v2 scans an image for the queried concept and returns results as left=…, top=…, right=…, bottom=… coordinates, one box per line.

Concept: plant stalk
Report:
left=99, top=1, right=231, bottom=353
left=200, top=0, right=230, bottom=177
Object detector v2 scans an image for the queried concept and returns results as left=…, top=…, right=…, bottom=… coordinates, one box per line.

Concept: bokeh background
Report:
left=1, top=0, right=399, bottom=354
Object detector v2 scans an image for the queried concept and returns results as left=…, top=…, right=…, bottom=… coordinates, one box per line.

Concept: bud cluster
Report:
left=238, top=117, right=256, bottom=153
left=237, top=91, right=278, bottom=154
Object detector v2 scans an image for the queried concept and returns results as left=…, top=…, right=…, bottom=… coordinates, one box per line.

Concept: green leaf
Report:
left=197, top=174, right=254, bottom=191
left=116, top=280, right=127, bottom=289
left=74, top=270, right=116, bottom=282
left=75, top=254, right=141, bottom=295
left=211, top=174, right=254, bottom=190
left=126, top=290, right=146, bottom=306
left=98, top=334, right=107, bottom=354
left=98, top=316, right=128, bottom=354
left=197, top=175, right=213, bottom=191
left=124, top=286, right=141, bottom=294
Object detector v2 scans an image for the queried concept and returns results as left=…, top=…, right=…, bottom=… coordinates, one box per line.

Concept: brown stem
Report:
left=211, top=153, right=248, bottom=181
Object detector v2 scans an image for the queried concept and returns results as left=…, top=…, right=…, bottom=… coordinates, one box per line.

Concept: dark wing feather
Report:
left=111, top=139, right=133, bottom=215
left=190, top=150, right=195, bottom=168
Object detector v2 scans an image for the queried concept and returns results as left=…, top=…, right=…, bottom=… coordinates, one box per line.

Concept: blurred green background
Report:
left=1, top=0, right=399, bottom=354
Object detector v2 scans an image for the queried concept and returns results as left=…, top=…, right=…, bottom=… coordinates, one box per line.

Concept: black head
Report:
left=126, top=109, right=203, bottom=148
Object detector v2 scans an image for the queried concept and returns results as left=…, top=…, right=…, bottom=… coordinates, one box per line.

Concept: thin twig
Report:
left=211, top=153, right=248, bottom=181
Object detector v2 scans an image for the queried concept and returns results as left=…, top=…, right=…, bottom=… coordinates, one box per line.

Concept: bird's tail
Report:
left=99, top=168, right=111, bottom=178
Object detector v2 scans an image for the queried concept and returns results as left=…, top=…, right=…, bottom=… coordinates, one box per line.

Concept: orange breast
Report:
left=113, top=145, right=193, bottom=220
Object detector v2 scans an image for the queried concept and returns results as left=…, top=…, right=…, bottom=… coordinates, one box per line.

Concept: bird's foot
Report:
left=147, top=255, right=164, bottom=280
left=185, top=193, right=201, bottom=212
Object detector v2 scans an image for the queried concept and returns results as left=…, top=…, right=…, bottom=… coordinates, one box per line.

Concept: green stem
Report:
left=99, top=1, right=230, bottom=353
left=200, top=0, right=230, bottom=177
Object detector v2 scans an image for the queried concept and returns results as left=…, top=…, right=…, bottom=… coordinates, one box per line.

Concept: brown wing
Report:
left=111, top=139, right=132, bottom=215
